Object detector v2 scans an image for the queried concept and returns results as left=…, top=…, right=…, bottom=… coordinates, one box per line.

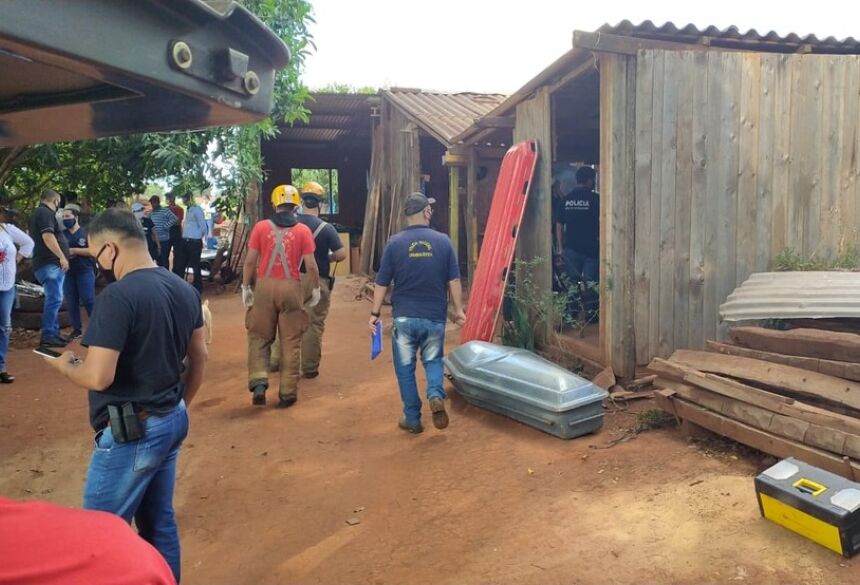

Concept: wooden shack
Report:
left=359, top=89, right=506, bottom=277
left=454, top=21, right=860, bottom=378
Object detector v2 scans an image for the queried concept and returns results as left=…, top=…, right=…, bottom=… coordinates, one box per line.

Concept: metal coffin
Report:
left=444, top=341, right=607, bottom=439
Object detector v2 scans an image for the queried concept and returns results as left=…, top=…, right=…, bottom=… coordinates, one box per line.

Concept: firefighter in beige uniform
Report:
left=242, top=185, right=320, bottom=407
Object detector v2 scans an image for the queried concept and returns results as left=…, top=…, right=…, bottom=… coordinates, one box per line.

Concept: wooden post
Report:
left=466, top=147, right=479, bottom=282
left=449, top=165, right=460, bottom=256
left=600, top=53, right=637, bottom=379
left=513, top=87, right=553, bottom=343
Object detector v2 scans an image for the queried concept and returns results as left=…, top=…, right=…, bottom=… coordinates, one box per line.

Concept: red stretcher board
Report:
left=460, top=140, right=538, bottom=344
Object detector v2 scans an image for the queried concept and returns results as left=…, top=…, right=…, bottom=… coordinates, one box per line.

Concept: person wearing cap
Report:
left=369, top=192, right=465, bottom=434
left=242, top=185, right=320, bottom=408
left=132, top=202, right=161, bottom=261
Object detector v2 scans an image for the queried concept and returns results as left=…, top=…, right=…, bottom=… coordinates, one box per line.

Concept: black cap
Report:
left=403, top=192, right=435, bottom=216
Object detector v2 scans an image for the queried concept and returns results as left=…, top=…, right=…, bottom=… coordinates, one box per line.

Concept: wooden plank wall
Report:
left=600, top=54, right=637, bottom=378
left=513, top=87, right=553, bottom=341
left=633, top=50, right=860, bottom=367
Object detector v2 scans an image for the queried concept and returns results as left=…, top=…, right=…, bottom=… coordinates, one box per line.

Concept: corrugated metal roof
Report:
left=383, top=88, right=506, bottom=146
left=600, top=20, right=860, bottom=53
left=720, top=272, right=860, bottom=322
left=453, top=20, right=860, bottom=145
left=274, top=92, right=378, bottom=144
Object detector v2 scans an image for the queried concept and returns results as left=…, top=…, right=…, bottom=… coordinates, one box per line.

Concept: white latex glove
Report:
left=241, top=285, right=254, bottom=308
left=308, top=287, right=321, bottom=308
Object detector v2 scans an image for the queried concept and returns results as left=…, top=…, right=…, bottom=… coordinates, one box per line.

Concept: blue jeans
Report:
left=158, top=240, right=172, bottom=269
left=63, top=269, right=95, bottom=331
left=563, top=249, right=599, bottom=284
left=0, top=287, right=16, bottom=372
left=392, top=318, right=446, bottom=425
left=84, top=401, right=189, bottom=582
left=34, top=264, right=66, bottom=340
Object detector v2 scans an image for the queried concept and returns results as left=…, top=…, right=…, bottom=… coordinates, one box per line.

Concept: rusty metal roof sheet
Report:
left=383, top=88, right=506, bottom=146
left=720, top=272, right=860, bottom=322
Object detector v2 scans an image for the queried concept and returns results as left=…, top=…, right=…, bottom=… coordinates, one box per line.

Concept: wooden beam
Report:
left=449, top=165, right=460, bottom=258
left=656, top=379, right=860, bottom=460
left=729, top=326, right=860, bottom=363
left=670, top=350, right=860, bottom=413
left=442, top=152, right=467, bottom=167
left=466, top=147, right=479, bottom=282
left=600, top=53, right=637, bottom=378
left=574, top=31, right=715, bottom=56
left=654, top=390, right=860, bottom=480
left=707, top=341, right=860, bottom=383
left=474, top=116, right=515, bottom=130
left=548, top=58, right=599, bottom=94
left=650, top=358, right=860, bottom=436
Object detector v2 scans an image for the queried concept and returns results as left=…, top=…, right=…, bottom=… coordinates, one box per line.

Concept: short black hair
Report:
left=63, top=190, right=78, bottom=203
left=167, top=192, right=177, bottom=203
left=41, top=188, right=60, bottom=203
left=149, top=195, right=161, bottom=207
left=88, top=208, right=146, bottom=243
left=576, top=166, right=596, bottom=186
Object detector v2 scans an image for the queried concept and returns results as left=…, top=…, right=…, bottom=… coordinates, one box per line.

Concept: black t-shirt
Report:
left=141, top=217, right=158, bottom=260
left=63, top=227, right=96, bottom=273
left=554, top=187, right=600, bottom=258
left=29, top=204, right=69, bottom=270
left=297, top=214, right=343, bottom=278
left=83, top=268, right=203, bottom=430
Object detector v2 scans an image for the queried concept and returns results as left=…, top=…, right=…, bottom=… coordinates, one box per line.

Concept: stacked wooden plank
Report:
left=651, top=325, right=860, bottom=480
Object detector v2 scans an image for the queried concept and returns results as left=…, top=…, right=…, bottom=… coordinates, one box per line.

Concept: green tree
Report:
left=0, top=0, right=314, bottom=214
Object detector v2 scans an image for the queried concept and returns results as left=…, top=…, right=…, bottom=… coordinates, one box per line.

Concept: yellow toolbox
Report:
left=755, top=458, right=860, bottom=557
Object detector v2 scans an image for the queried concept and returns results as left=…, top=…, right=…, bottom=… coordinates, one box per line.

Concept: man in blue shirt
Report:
left=172, top=192, right=208, bottom=292
left=370, top=193, right=465, bottom=434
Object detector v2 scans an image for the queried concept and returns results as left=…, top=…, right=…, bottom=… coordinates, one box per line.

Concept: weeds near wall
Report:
left=501, top=258, right=597, bottom=350
left=774, top=246, right=860, bottom=271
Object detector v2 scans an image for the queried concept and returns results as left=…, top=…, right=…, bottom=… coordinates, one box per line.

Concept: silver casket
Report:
left=444, top=341, right=607, bottom=440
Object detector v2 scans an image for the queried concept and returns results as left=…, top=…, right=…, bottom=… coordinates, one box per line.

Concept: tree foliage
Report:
left=0, top=0, right=314, bottom=215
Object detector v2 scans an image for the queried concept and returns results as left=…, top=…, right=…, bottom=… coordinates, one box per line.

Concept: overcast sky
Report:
left=302, top=0, right=859, bottom=94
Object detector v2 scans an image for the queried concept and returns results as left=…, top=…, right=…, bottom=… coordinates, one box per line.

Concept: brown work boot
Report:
left=429, top=398, right=449, bottom=430
left=277, top=394, right=297, bottom=409
left=251, top=384, right=266, bottom=406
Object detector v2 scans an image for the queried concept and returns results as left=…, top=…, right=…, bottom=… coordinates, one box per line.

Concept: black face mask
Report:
left=95, top=243, right=118, bottom=284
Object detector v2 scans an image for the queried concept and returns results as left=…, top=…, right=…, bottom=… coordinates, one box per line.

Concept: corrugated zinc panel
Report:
left=720, top=272, right=860, bottom=321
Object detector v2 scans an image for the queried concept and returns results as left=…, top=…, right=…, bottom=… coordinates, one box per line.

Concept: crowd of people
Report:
left=0, top=181, right=466, bottom=584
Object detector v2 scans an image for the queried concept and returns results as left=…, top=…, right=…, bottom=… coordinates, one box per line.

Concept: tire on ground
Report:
left=15, top=294, right=67, bottom=313
left=12, top=310, right=72, bottom=331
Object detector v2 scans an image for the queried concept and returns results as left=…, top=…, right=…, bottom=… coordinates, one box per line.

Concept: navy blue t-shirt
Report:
left=375, top=225, right=460, bottom=322
left=83, top=268, right=203, bottom=430
left=63, top=226, right=96, bottom=273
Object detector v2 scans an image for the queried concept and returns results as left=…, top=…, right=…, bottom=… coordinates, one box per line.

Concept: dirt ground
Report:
left=1, top=276, right=859, bottom=584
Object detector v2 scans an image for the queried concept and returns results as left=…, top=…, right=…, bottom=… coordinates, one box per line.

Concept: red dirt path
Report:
left=1, top=276, right=858, bottom=584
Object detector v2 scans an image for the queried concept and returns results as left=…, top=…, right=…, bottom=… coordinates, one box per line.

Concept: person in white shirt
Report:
left=0, top=221, right=34, bottom=383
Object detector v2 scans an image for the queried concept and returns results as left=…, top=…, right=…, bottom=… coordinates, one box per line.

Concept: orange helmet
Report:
left=300, top=181, right=325, bottom=200
left=271, top=184, right=300, bottom=208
